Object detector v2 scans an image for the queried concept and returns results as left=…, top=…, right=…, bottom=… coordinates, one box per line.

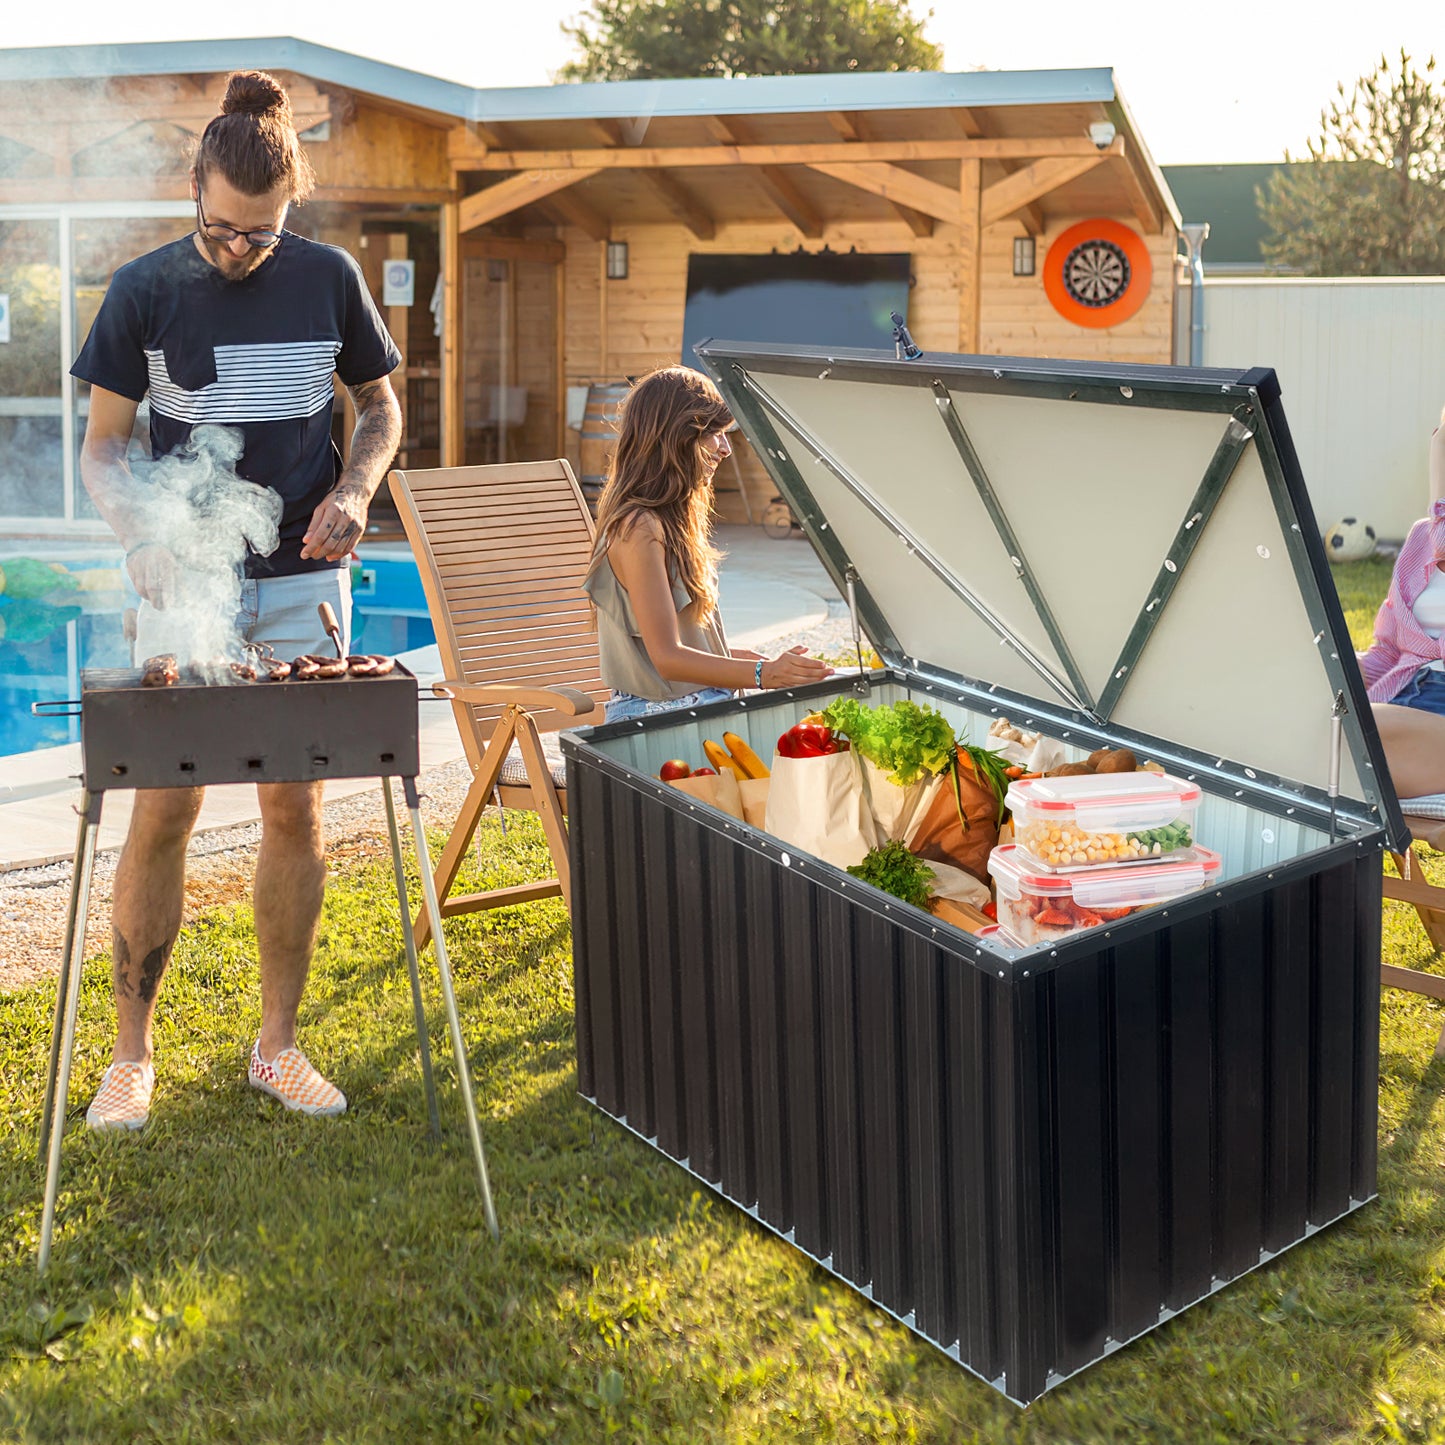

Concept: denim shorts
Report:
left=1392, top=665, right=1445, bottom=718
left=134, top=567, right=351, bottom=662
left=606, top=686, right=735, bottom=723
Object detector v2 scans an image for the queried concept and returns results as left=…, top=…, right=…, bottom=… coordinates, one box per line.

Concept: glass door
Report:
left=71, top=215, right=194, bottom=519
left=0, top=218, right=63, bottom=519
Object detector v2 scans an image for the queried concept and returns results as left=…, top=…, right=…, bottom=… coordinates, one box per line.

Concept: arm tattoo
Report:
left=340, top=377, right=403, bottom=499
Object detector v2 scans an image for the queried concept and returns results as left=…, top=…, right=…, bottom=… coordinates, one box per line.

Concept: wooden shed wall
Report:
left=556, top=216, right=1177, bottom=523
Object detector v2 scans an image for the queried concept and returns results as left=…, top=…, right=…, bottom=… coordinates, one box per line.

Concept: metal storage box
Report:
left=562, top=342, right=1405, bottom=1405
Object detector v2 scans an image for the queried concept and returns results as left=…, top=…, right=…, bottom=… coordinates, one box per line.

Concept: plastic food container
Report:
left=1006, top=771, right=1203, bottom=869
left=988, top=843, right=1222, bottom=944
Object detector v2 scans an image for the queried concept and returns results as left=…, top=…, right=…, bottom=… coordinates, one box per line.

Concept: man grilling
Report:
left=73, top=70, right=403, bottom=1129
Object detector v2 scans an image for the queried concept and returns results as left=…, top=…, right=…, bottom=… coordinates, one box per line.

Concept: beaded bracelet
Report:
left=754, top=658, right=765, bottom=689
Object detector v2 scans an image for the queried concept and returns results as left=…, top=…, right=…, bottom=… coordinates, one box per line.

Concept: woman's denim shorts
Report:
left=1392, top=666, right=1445, bottom=718
left=605, top=687, right=735, bottom=723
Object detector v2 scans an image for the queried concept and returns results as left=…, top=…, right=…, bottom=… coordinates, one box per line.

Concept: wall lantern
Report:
left=1013, top=236, right=1036, bottom=277
left=606, top=241, right=629, bottom=280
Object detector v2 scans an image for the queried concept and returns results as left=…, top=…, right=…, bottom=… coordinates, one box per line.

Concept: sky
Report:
left=4, top=0, right=1443, bottom=166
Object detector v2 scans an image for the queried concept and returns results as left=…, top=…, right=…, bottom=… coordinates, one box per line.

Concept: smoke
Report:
left=129, top=425, right=282, bottom=676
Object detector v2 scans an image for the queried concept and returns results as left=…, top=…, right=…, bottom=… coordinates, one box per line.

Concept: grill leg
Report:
left=404, top=777, right=499, bottom=1241
left=38, top=790, right=103, bottom=1274
left=382, top=778, right=440, bottom=1141
left=38, top=798, right=97, bottom=1167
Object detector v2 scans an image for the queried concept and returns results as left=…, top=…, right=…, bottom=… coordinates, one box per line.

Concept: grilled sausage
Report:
left=311, top=655, right=347, bottom=679
left=367, top=655, right=395, bottom=676
left=140, top=654, right=179, bottom=687
left=346, top=654, right=380, bottom=677
left=262, top=660, right=293, bottom=681
left=229, top=662, right=257, bottom=682
left=291, top=656, right=321, bottom=680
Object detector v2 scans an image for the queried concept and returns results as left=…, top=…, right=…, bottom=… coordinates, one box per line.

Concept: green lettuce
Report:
left=820, top=697, right=957, bottom=787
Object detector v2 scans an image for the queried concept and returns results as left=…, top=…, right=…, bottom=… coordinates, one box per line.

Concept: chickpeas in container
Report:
left=1005, top=771, right=1202, bottom=872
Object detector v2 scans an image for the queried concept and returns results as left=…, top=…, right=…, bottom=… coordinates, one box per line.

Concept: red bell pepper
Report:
left=776, top=723, right=846, bottom=759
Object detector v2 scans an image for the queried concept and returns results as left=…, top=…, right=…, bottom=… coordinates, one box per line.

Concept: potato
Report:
left=1094, top=749, right=1138, bottom=774
left=1086, top=748, right=1112, bottom=769
left=1045, top=761, right=1094, bottom=777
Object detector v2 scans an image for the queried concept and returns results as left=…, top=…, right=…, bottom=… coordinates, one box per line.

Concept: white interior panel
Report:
left=950, top=392, right=1239, bottom=700
left=763, top=395, right=1063, bottom=701
left=1112, top=443, right=1365, bottom=799
left=760, top=373, right=1072, bottom=690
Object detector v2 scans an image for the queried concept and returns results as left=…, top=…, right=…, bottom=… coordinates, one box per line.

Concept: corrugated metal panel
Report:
left=1203, top=278, right=1445, bottom=539
left=571, top=752, right=1381, bottom=1404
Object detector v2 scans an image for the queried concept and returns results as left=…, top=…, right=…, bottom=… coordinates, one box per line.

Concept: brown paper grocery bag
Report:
left=738, top=777, right=771, bottom=830
left=668, top=769, right=744, bottom=819
left=764, top=748, right=876, bottom=869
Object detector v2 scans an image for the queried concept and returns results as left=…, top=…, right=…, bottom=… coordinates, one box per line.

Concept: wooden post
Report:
left=441, top=201, right=463, bottom=467
left=958, top=159, right=982, bottom=355
left=385, top=232, right=410, bottom=463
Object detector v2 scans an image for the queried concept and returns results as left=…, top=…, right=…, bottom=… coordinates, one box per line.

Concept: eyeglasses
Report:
left=195, top=185, right=284, bottom=249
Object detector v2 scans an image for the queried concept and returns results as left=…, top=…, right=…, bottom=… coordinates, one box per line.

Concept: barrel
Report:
left=578, top=381, right=630, bottom=515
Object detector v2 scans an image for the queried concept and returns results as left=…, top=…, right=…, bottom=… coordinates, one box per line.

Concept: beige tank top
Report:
left=583, top=545, right=731, bottom=702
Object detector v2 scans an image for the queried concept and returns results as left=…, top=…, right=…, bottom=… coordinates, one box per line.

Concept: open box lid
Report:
left=696, top=339, right=1408, bottom=850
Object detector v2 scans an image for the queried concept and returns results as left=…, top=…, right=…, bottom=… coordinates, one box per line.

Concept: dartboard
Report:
left=1042, top=219, right=1153, bottom=329
left=1063, top=238, right=1130, bottom=307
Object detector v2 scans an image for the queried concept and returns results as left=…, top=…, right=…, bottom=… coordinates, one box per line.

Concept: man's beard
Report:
left=199, top=233, right=271, bottom=282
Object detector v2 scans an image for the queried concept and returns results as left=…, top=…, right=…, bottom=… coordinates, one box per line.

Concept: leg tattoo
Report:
left=115, top=935, right=173, bottom=1004
left=115, top=936, right=134, bottom=999
left=137, top=945, right=168, bottom=1003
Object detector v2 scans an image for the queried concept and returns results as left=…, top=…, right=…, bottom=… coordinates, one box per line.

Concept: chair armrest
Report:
left=432, top=679, right=597, bottom=716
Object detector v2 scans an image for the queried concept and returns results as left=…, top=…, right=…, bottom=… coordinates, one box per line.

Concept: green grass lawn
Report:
left=2, top=557, right=1444, bottom=1443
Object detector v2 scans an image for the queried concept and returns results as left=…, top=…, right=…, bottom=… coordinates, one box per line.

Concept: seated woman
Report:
left=1358, top=420, right=1445, bottom=799
left=583, top=366, right=833, bottom=723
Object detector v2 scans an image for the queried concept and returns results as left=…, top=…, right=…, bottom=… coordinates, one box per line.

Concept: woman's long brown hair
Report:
left=589, top=366, right=732, bottom=622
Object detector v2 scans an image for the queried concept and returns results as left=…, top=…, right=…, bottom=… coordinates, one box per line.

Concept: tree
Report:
left=559, top=0, right=942, bottom=82
left=1259, top=51, right=1445, bottom=275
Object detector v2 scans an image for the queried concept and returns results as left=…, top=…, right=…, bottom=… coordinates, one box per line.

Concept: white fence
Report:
left=1196, top=276, right=1445, bottom=541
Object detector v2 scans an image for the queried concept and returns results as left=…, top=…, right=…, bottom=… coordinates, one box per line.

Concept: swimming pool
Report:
left=0, top=549, right=435, bottom=759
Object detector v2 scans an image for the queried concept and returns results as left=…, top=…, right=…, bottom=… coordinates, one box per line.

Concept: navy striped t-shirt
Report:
left=72, top=232, right=401, bottom=578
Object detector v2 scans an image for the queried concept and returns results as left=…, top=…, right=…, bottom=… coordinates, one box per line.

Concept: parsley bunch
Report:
left=846, top=840, right=935, bottom=910
left=820, top=697, right=957, bottom=787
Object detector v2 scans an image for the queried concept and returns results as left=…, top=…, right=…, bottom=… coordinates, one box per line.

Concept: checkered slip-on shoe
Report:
left=85, top=1060, right=155, bottom=1132
left=248, top=1041, right=347, bottom=1117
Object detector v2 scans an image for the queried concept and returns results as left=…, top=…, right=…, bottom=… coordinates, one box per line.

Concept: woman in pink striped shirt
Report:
left=1357, top=419, right=1445, bottom=798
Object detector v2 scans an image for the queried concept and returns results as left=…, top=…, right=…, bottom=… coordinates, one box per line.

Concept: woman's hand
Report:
left=760, top=645, right=833, bottom=689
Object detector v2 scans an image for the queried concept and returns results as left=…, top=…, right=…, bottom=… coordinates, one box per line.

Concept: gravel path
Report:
left=0, top=615, right=855, bottom=995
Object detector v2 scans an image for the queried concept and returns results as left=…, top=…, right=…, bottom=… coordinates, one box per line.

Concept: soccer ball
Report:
left=1323, top=517, right=1377, bottom=563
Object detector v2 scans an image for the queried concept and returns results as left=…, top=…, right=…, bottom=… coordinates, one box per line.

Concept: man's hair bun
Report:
left=220, top=71, right=291, bottom=122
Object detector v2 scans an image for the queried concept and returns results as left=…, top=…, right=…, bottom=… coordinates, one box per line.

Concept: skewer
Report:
left=318, top=601, right=344, bottom=659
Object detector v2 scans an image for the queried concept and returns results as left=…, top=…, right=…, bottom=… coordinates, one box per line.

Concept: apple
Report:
left=692, top=766, right=717, bottom=776
left=659, top=759, right=692, bottom=781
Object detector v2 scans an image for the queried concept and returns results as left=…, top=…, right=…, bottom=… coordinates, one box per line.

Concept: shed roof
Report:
left=1, top=36, right=1118, bottom=124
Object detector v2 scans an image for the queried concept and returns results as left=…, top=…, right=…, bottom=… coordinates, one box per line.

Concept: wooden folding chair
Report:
left=1382, top=815, right=1445, bottom=1058
left=390, top=459, right=607, bottom=948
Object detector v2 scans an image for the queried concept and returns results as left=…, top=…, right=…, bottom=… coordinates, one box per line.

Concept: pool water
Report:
left=0, top=552, right=435, bottom=759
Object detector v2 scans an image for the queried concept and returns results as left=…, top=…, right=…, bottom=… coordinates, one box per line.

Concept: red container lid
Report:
left=988, top=842, right=1221, bottom=907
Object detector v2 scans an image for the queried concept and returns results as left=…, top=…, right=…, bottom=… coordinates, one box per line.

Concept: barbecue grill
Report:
left=32, top=660, right=499, bottom=1272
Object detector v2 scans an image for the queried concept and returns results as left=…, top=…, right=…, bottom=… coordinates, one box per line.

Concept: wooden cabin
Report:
left=0, top=39, right=1180, bottom=532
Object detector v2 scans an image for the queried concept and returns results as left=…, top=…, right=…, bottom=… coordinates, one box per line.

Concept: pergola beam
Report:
left=1110, top=156, right=1164, bottom=234
left=755, top=165, right=824, bottom=237
left=459, top=168, right=603, bottom=232
left=890, top=202, right=935, bottom=238
left=450, top=133, right=1128, bottom=170
left=634, top=168, right=716, bottom=240
left=980, top=155, right=1105, bottom=228
left=540, top=187, right=610, bottom=242
left=805, top=160, right=962, bottom=226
